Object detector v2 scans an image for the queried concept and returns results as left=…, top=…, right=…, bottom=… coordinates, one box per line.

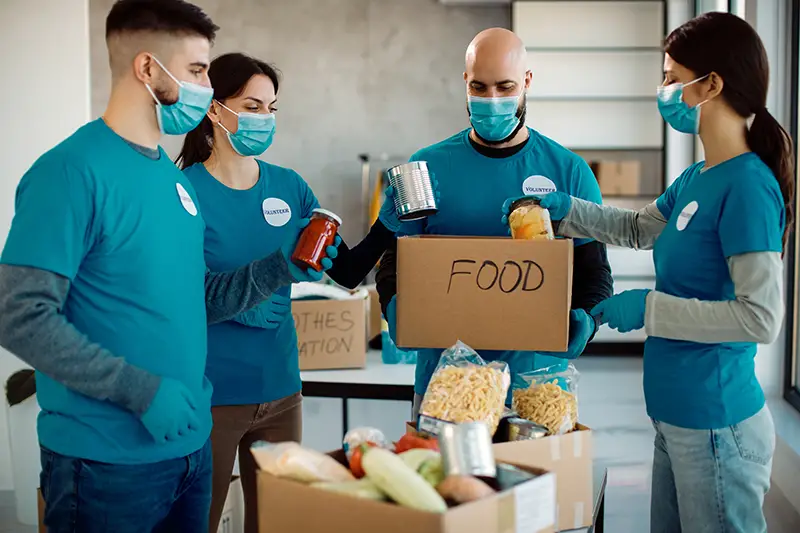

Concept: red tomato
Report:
left=348, top=442, right=377, bottom=478
left=394, top=434, right=439, bottom=454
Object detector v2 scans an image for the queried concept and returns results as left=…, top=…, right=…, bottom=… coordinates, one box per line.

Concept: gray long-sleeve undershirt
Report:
left=558, top=198, right=784, bottom=344
left=0, top=252, right=293, bottom=416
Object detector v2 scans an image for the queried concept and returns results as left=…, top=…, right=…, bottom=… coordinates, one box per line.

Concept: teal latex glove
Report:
left=234, top=293, right=292, bottom=329
left=500, top=191, right=573, bottom=228
left=591, top=289, right=651, bottom=333
left=386, top=296, right=398, bottom=344
left=540, top=309, right=596, bottom=360
left=379, top=174, right=441, bottom=233
left=140, top=377, right=200, bottom=444
left=281, top=219, right=341, bottom=282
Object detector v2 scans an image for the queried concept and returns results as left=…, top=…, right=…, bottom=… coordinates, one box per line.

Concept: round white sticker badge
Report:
left=262, top=198, right=292, bottom=227
left=522, top=175, right=557, bottom=196
left=676, top=201, right=699, bottom=231
left=176, top=183, right=198, bottom=216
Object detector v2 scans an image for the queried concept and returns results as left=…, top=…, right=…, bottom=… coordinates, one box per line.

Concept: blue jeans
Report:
left=40, top=438, right=212, bottom=533
left=651, top=406, right=774, bottom=533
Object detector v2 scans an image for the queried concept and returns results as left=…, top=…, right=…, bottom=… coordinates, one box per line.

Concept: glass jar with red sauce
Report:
left=291, top=208, right=342, bottom=272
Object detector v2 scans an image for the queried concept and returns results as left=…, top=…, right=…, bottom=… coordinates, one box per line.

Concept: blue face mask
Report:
left=145, top=56, right=214, bottom=136
left=468, top=94, right=523, bottom=142
left=656, top=75, right=710, bottom=135
left=215, top=101, right=276, bottom=156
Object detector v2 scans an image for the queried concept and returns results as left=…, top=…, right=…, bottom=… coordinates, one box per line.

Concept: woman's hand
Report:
left=591, top=289, right=651, bottom=333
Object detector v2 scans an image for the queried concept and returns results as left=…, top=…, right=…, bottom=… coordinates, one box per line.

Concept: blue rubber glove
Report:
left=140, top=377, right=200, bottom=444
left=234, top=293, right=292, bottom=329
left=591, top=289, right=651, bottom=333
left=541, top=309, right=596, bottom=360
left=379, top=174, right=441, bottom=233
left=281, top=219, right=341, bottom=282
left=501, top=191, right=573, bottom=228
left=386, top=296, right=398, bottom=344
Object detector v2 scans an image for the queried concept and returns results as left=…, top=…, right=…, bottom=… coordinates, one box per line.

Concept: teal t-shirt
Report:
left=399, top=128, right=603, bottom=395
left=1, top=119, right=212, bottom=464
left=647, top=152, right=785, bottom=429
left=185, top=160, right=318, bottom=406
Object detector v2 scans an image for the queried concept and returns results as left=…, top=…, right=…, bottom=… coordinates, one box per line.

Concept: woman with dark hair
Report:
left=503, top=12, right=792, bottom=532
left=177, top=53, right=406, bottom=532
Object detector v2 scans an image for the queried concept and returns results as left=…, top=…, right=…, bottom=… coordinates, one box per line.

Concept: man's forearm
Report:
left=0, top=265, right=160, bottom=416
left=571, top=241, right=614, bottom=312
left=205, top=250, right=294, bottom=325
left=375, top=240, right=398, bottom=317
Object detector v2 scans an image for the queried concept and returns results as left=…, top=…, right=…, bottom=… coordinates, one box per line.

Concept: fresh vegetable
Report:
left=348, top=442, right=378, bottom=479
left=343, top=427, right=390, bottom=460
left=311, top=478, right=386, bottom=501
left=250, top=442, right=355, bottom=483
left=436, top=475, right=495, bottom=504
left=362, top=447, right=447, bottom=513
left=399, top=449, right=445, bottom=486
left=394, top=433, right=439, bottom=453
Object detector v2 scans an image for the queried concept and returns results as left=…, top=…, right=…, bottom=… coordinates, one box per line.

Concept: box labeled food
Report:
left=592, top=160, right=641, bottom=197
left=293, top=296, right=367, bottom=371
left=396, top=237, right=573, bottom=352
left=253, top=448, right=557, bottom=533
left=406, top=422, right=595, bottom=532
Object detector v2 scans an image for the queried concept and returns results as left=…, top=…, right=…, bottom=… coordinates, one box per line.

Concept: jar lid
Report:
left=509, top=197, right=541, bottom=212
left=312, top=208, right=343, bottom=226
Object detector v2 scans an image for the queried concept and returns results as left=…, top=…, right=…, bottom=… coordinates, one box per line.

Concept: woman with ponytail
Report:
left=501, top=12, right=792, bottom=532
left=177, top=53, right=408, bottom=533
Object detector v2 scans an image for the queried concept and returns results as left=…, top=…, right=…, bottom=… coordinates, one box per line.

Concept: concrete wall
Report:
left=89, top=0, right=511, bottom=242
left=0, top=0, right=92, bottom=491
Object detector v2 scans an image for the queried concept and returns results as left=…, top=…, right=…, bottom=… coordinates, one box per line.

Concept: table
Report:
left=300, top=351, right=414, bottom=436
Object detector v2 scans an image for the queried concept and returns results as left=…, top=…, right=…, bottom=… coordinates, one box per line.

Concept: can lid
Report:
left=311, top=208, right=343, bottom=226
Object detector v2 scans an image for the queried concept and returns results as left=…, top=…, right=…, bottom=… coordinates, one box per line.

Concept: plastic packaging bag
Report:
left=511, top=363, right=579, bottom=435
left=417, top=341, right=510, bottom=436
left=250, top=441, right=355, bottom=483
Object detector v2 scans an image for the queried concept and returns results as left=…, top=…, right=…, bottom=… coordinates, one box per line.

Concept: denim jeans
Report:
left=651, top=406, right=774, bottom=533
left=40, top=438, right=212, bottom=533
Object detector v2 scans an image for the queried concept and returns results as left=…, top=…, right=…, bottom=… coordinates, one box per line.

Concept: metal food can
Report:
left=385, top=161, right=438, bottom=221
left=440, top=422, right=496, bottom=478
left=506, top=417, right=549, bottom=441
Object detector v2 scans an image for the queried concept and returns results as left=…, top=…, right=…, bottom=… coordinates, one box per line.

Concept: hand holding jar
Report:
left=282, top=209, right=342, bottom=282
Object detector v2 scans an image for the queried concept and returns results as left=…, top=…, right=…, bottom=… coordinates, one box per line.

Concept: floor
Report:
left=2, top=356, right=799, bottom=533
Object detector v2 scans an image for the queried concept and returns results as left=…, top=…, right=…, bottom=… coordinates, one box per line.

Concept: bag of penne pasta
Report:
left=511, top=363, right=580, bottom=435
left=417, top=341, right=510, bottom=437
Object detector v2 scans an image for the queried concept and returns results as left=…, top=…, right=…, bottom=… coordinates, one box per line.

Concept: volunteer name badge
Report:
left=676, top=201, right=699, bottom=231
left=522, top=175, right=557, bottom=196
left=176, top=183, right=198, bottom=216
left=262, top=198, right=292, bottom=227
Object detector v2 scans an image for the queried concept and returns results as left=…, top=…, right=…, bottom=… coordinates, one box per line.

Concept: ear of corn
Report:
left=362, top=447, right=447, bottom=513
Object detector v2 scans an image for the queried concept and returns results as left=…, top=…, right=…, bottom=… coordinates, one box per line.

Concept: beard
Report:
left=152, top=74, right=179, bottom=106
left=467, top=96, right=527, bottom=146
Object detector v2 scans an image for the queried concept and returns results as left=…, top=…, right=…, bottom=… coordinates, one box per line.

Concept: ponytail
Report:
left=175, top=115, right=214, bottom=170
left=746, top=107, right=795, bottom=249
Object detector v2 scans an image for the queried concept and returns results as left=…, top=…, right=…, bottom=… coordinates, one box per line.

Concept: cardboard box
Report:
left=396, top=237, right=573, bottom=352
left=253, top=448, right=557, bottom=533
left=592, top=160, right=641, bottom=197
left=407, top=423, right=594, bottom=532
left=294, top=296, right=367, bottom=371
left=218, top=476, right=243, bottom=533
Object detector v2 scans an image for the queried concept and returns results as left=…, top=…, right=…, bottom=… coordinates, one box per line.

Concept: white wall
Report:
left=0, top=0, right=91, bottom=490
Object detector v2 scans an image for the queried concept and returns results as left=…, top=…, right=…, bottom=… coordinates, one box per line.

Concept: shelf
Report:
left=525, top=46, right=662, bottom=53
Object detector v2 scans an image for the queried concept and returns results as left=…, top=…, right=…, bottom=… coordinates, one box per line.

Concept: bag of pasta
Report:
left=417, top=341, right=510, bottom=436
left=512, top=363, right=579, bottom=435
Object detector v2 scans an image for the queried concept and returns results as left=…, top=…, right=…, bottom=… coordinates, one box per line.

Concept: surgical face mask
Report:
left=468, top=93, right=524, bottom=142
left=656, top=75, right=710, bottom=135
left=215, top=101, right=276, bottom=156
left=144, top=56, right=214, bottom=136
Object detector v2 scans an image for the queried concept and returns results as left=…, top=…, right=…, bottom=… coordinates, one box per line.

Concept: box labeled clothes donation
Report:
left=396, top=236, right=573, bottom=352
left=252, top=447, right=557, bottom=533
left=292, top=283, right=368, bottom=371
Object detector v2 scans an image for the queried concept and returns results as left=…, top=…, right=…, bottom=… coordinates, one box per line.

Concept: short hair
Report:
left=106, top=0, right=218, bottom=41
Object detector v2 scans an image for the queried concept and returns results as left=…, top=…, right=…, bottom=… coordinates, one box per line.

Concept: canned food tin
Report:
left=440, top=422, right=496, bottom=477
left=385, top=161, right=438, bottom=221
left=507, top=197, right=554, bottom=241
left=506, top=417, right=549, bottom=441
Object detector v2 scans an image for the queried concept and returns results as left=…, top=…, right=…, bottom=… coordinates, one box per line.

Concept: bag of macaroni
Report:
left=511, top=363, right=579, bottom=436
left=417, top=341, right=510, bottom=437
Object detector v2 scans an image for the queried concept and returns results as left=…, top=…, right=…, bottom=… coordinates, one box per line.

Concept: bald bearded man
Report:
left=376, top=28, right=613, bottom=418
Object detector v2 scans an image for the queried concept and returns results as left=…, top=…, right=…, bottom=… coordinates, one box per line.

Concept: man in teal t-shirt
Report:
left=0, top=2, right=320, bottom=531
left=376, top=28, right=613, bottom=416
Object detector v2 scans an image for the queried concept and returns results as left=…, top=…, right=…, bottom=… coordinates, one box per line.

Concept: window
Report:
left=786, top=1, right=800, bottom=413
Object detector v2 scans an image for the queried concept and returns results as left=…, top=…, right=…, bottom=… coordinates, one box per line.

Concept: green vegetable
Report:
left=311, top=478, right=386, bottom=501
left=399, top=449, right=444, bottom=486
left=362, top=447, right=447, bottom=513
